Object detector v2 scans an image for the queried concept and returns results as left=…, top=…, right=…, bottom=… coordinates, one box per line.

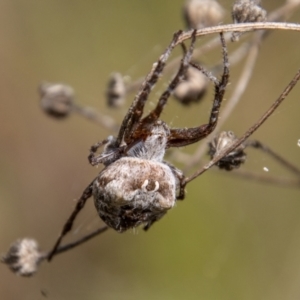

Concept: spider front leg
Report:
left=167, top=32, right=229, bottom=147
left=88, top=137, right=112, bottom=166
left=117, top=30, right=183, bottom=146
left=88, top=136, right=124, bottom=167
left=140, top=30, right=197, bottom=127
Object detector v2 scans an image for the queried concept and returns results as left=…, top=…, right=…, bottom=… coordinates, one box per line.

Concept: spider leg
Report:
left=167, top=32, right=229, bottom=147
left=189, top=61, right=219, bottom=86
left=116, top=30, right=183, bottom=146
left=47, top=180, right=94, bottom=261
left=177, top=180, right=186, bottom=200
left=140, top=30, right=197, bottom=126
left=171, top=167, right=186, bottom=201
left=88, top=136, right=124, bottom=167
left=88, top=137, right=112, bottom=166
left=163, top=161, right=186, bottom=200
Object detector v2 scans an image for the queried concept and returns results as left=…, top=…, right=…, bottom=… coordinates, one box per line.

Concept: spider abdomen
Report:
left=93, top=157, right=177, bottom=232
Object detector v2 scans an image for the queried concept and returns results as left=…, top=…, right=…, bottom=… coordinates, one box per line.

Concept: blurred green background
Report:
left=1, top=1, right=300, bottom=299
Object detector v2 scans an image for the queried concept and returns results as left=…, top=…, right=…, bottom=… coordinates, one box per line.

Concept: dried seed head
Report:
left=2, top=238, right=42, bottom=276
left=231, top=0, right=267, bottom=41
left=183, top=0, right=225, bottom=29
left=39, top=82, right=75, bottom=118
left=173, top=64, right=208, bottom=105
left=106, top=72, right=126, bottom=108
left=232, top=0, right=267, bottom=23
left=208, top=131, right=247, bottom=171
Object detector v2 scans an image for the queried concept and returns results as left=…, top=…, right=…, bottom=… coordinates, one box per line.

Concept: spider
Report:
left=46, top=29, right=229, bottom=261
left=3, top=27, right=300, bottom=276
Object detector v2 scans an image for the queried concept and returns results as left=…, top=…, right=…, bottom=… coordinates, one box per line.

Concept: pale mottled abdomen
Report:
left=93, top=157, right=177, bottom=232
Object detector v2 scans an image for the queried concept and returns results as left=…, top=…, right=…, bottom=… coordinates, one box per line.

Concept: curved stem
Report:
left=177, top=22, right=300, bottom=44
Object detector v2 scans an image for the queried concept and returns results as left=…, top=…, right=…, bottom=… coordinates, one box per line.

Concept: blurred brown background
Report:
left=1, top=1, right=300, bottom=299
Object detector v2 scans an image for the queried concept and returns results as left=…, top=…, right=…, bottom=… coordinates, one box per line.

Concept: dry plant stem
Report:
left=47, top=180, right=95, bottom=261
left=222, top=138, right=300, bottom=188
left=178, top=22, right=300, bottom=44
left=185, top=68, right=300, bottom=184
left=73, top=104, right=119, bottom=132
left=245, top=140, right=300, bottom=177
left=172, top=136, right=300, bottom=187
left=125, top=1, right=300, bottom=95
left=40, top=226, right=109, bottom=262
left=188, top=2, right=300, bottom=54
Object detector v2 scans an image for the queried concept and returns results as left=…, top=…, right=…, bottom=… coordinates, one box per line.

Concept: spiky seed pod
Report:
left=2, top=238, right=42, bottom=276
left=231, top=0, right=267, bottom=41
left=106, top=72, right=126, bottom=108
left=39, top=82, right=75, bottom=118
left=173, top=65, right=208, bottom=105
left=208, top=131, right=247, bottom=171
left=183, top=0, right=225, bottom=29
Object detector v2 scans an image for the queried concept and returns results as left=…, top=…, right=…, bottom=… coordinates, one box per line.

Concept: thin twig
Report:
left=178, top=22, right=300, bottom=44
left=40, top=225, right=109, bottom=261
left=124, top=2, right=300, bottom=99
left=245, top=140, right=300, bottom=177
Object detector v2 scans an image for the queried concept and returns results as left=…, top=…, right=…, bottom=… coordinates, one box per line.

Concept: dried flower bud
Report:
left=2, top=238, right=42, bottom=276
left=106, top=72, right=126, bottom=108
left=173, top=64, right=208, bottom=105
left=231, top=0, right=267, bottom=41
left=183, top=0, right=225, bottom=29
left=208, top=131, right=247, bottom=170
left=39, top=82, right=75, bottom=118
